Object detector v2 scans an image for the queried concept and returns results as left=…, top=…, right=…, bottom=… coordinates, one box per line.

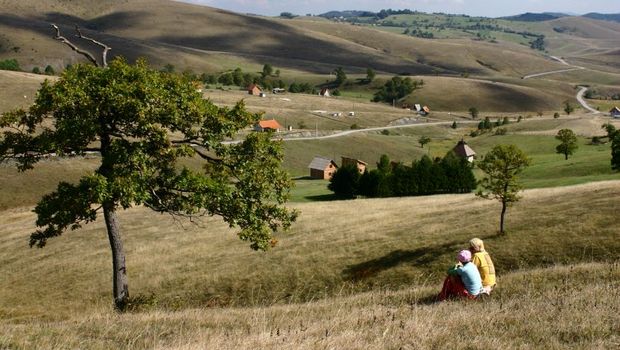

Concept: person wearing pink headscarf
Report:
left=438, top=249, right=484, bottom=301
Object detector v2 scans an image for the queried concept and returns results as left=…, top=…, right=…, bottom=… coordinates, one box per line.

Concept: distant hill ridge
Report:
left=500, top=12, right=569, bottom=22
left=583, top=13, right=620, bottom=23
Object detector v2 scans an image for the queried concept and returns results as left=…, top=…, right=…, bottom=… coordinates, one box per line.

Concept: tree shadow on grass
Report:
left=343, top=239, right=464, bottom=282
left=304, top=194, right=338, bottom=202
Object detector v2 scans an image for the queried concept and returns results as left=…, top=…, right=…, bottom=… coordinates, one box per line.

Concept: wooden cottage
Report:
left=308, top=156, right=338, bottom=179
left=452, top=140, right=476, bottom=163
left=610, top=107, right=620, bottom=118
left=248, top=84, right=262, bottom=96
left=341, top=157, right=368, bottom=174
left=254, top=119, right=283, bottom=132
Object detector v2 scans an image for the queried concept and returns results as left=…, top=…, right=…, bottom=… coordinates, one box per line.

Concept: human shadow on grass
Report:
left=342, top=240, right=463, bottom=282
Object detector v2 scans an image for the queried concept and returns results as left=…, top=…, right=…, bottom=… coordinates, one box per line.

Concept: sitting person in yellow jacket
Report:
left=469, top=238, right=496, bottom=294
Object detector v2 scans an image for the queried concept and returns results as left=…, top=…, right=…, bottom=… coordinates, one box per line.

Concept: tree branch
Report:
left=51, top=24, right=100, bottom=67
left=74, top=26, right=111, bottom=67
left=171, top=140, right=222, bottom=163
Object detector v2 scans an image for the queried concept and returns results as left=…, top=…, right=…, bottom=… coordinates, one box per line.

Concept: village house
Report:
left=341, top=157, right=368, bottom=174
left=308, top=156, right=338, bottom=179
left=247, top=84, right=262, bottom=96
left=452, top=139, right=476, bottom=162
left=610, top=106, right=620, bottom=118
left=254, top=119, right=283, bottom=132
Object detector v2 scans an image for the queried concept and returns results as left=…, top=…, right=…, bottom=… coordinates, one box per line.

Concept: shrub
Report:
left=554, top=112, right=560, bottom=119
left=44, top=65, right=55, bottom=75
left=494, top=128, right=507, bottom=136
left=0, top=58, right=21, bottom=71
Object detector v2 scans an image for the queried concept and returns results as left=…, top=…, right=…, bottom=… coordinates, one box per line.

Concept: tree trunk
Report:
left=565, top=152, right=568, bottom=160
left=500, top=200, right=507, bottom=234
left=103, top=202, right=129, bottom=311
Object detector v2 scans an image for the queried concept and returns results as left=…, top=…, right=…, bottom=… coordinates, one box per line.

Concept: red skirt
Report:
left=438, top=275, right=476, bottom=301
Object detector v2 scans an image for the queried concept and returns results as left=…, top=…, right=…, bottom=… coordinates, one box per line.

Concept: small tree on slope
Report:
left=476, top=145, right=531, bottom=234
left=0, top=26, right=297, bottom=311
left=555, top=128, right=579, bottom=160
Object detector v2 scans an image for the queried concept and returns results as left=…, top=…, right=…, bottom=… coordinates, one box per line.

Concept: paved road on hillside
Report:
left=222, top=120, right=480, bottom=144
left=522, top=57, right=601, bottom=115
left=522, top=55, right=585, bottom=80
left=576, top=86, right=602, bottom=114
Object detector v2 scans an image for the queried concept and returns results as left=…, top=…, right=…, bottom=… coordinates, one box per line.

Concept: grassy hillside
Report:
left=0, top=70, right=54, bottom=113
left=0, top=0, right=568, bottom=79
left=1, top=182, right=619, bottom=348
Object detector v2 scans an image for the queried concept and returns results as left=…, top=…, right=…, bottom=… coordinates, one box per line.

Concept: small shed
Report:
left=254, top=119, right=283, bottom=132
left=452, top=139, right=476, bottom=163
left=320, top=88, right=331, bottom=97
left=308, top=156, right=338, bottom=179
left=341, top=157, right=368, bottom=174
left=248, top=84, right=262, bottom=96
left=610, top=106, right=620, bottom=118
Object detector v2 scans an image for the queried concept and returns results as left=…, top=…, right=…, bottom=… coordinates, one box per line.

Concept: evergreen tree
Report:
left=328, top=165, right=361, bottom=198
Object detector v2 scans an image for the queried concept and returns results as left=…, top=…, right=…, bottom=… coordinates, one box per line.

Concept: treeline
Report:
left=328, top=153, right=476, bottom=199
left=373, top=76, right=424, bottom=103
left=200, top=65, right=287, bottom=91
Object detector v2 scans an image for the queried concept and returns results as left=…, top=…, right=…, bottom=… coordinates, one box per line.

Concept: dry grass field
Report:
left=0, top=70, right=55, bottom=113
left=2, top=2, right=620, bottom=348
left=1, top=181, right=619, bottom=348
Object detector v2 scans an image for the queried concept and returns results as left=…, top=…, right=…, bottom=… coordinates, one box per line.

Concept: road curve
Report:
left=576, top=87, right=602, bottom=114
left=522, top=56, right=585, bottom=80
left=223, top=120, right=480, bottom=144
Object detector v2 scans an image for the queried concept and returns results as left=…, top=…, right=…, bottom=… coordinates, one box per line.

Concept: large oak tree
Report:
left=0, top=28, right=297, bottom=311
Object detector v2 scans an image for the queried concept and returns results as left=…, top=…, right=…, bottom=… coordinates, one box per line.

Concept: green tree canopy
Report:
left=0, top=58, right=21, bottom=71
left=469, top=107, right=479, bottom=119
left=333, top=67, right=347, bottom=86
left=262, top=64, right=273, bottom=78
left=612, top=133, right=620, bottom=171
left=366, top=68, right=376, bottom=83
left=476, top=144, right=531, bottom=234
left=372, top=76, right=422, bottom=104
left=555, top=128, right=579, bottom=160
left=0, top=58, right=297, bottom=310
left=564, top=101, right=575, bottom=115
left=419, top=136, right=431, bottom=148
left=328, top=164, right=361, bottom=199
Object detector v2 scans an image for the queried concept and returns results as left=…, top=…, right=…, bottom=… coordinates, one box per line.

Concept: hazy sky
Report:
left=180, top=0, right=620, bottom=17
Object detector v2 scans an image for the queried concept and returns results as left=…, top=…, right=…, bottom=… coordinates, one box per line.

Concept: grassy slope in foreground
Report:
left=1, top=181, right=618, bottom=313
left=1, top=262, right=618, bottom=349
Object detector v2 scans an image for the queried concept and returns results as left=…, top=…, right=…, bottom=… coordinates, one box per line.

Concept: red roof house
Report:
left=254, top=119, right=283, bottom=132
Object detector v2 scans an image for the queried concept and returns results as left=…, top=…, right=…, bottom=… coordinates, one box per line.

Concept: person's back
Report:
left=472, top=250, right=496, bottom=288
left=455, top=262, right=483, bottom=296
left=469, top=238, right=497, bottom=292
